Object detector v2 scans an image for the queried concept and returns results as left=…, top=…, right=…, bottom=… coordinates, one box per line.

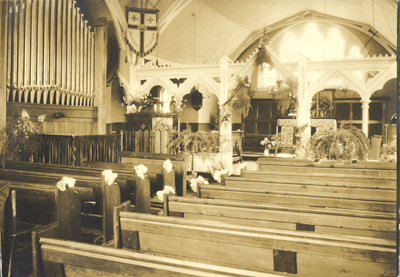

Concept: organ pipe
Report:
left=6, top=0, right=96, bottom=106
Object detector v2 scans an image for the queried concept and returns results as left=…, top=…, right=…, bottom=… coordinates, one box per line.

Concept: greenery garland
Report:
left=270, top=77, right=298, bottom=117
left=255, top=27, right=272, bottom=66
left=223, top=76, right=256, bottom=119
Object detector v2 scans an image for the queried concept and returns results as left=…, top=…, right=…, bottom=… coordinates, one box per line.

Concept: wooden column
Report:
left=361, top=100, right=370, bottom=138
left=296, top=54, right=310, bottom=159
left=94, top=18, right=108, bottom=134
left=0, top=1, right=8, bottom=125
left=219, top=56, right=233, bottom=172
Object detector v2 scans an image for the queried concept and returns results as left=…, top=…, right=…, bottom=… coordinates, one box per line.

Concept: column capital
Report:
left=361, top=99, right=371, bottom=109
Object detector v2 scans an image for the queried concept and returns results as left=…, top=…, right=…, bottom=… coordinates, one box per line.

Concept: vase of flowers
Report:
left=260, top=137, right=274, bottom=156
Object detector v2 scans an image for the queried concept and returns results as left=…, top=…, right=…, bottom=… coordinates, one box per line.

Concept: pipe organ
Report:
left=6, top=0, right=96, bottom=106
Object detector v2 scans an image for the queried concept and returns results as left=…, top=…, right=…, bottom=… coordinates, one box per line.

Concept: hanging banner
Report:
left=126, top=8, right=159, bottom=57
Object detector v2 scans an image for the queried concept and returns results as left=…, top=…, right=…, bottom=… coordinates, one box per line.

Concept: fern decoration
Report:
left=307, top=122, right=369, bottom=161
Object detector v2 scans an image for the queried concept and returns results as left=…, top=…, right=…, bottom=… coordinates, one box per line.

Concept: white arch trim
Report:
left=306, top=68, right=367, bottom=102
left=366, top=65, right=396, bottom=98
left=178, top=74, right=220, bottom=99
left=141, top=76, right=177, bottom=93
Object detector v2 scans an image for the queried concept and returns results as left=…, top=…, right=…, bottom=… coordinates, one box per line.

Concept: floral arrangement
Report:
left=260, top=137, right=275, bottom=149
left=121, top=87, right=160, bottom=113
left=56, top=177, right=76, bottom=191
left=134, top=164, right=148, bottom=179
left=156, top=186, right=175, bottom=202
left=379, top=140, right=396, bottom=162
left=0, top=109, right=46, bottom=164
left=163, top=159, right=173, bottom=173
left=102, top=170, right=118, bottom=186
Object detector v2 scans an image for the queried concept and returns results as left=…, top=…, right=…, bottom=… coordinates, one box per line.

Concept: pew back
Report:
left=117, top=151, right=187, bottom=196
left=39, top=238, right=285, bottom=277
left=199, top=184, right=395, bottom=213
left=118, top=211, right=395, bottom=277
left=167, top=196, right=396, bottom=240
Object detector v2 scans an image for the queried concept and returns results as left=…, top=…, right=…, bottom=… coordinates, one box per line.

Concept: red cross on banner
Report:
left=126, top=8, right=159, bottom=57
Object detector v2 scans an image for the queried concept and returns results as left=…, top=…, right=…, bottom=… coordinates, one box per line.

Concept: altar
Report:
left=277, top=119, right=337, bottom=145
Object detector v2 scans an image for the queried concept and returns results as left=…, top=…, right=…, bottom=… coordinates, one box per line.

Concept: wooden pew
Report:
left=167, top=196, right=396, bottom=240
left=223, top=176, right=396, bottom=202
left=256, top=157, right=396, bottom=178
left=38, top=237, right=284, bottom=277
left=117, top=212, right=396, bottom=277
left=237, top=171, right=396, bottom=189
left=32, top=179, right=121, bottom=277
left=198, top=184, right=395, bottom=213
left=4, top=161, right=130, bottom=201
left=117, top=151, right=188, bottom=196
left=0, top=168, right=101, bottom=201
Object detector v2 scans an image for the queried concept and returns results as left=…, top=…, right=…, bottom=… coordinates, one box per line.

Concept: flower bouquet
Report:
left=260, top=137, right=276, bottom=156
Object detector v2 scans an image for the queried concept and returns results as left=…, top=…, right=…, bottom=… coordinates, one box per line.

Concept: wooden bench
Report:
left=198, top=183, right=395, bottom=213
left=224, top=176, right=396, bottom=202
left=256, top=157, right=396, bottom=178
left=237, top=171, right=396, bottom=189
left=81, top=161, right=167, bottom=197
left=5, top=161, right=131, bottom=201
left=116, top=211, right=395, bottom=277
left=37, top=237, right=285, bottom=277
left=117, top=151, right=188, bottom=196
left=166, top=196, right=396, bottom=240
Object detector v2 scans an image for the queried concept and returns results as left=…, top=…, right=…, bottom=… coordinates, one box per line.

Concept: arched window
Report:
left=271, top=22, right=366, bottom=63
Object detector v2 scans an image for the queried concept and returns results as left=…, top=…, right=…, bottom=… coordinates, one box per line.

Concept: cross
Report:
left=131, top=14, right=138, bottom=22
left=147, top=16, right=154, bottom=24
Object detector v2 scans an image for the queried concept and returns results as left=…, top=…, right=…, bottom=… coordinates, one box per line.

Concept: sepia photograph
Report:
left=0, top=0, right=398, bottom=276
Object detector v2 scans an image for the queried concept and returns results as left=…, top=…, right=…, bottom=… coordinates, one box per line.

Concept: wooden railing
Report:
left=36, top=134, right=123, bottom=165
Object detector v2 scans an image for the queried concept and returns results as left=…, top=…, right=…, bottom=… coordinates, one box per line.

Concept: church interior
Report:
left=0, top=0, right=398, bottom=276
